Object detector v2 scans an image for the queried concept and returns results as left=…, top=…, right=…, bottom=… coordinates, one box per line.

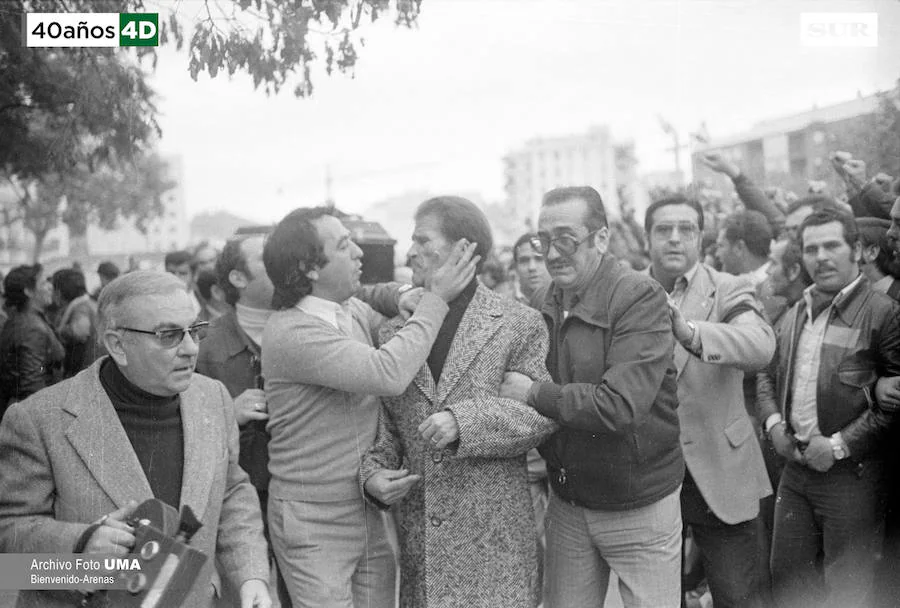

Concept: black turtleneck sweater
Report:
left=427, top=279, right=478, bottom=382
left=99, top=358, right=183, bottom=509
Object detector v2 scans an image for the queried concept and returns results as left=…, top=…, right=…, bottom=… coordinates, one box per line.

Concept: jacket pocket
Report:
left=724, top=417, right=754, bottom=448
left=838, top=368, right=877, bottom=388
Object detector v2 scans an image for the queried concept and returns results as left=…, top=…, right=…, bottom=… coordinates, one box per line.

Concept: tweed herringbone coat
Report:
left=360, top=284, right=558, bottom=608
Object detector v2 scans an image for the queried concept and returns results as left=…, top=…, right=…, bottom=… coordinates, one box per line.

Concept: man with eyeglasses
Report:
left=0, top=271, right=272, bottom=608
left=645, top=194, right=775, bottom=608
left=499, top=186, right=684, bottom=607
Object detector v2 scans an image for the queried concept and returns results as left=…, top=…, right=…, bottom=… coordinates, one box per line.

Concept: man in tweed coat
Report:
left=361, top=196, right=558, bottom=608
left=0, top=271, right=270, bottom=608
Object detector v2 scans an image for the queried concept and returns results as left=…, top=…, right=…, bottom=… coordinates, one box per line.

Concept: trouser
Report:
left=770, top=459, right=885, bottom=608
left=681, top=470, right=760, bottom=608
left=269, top=496, right=396, bottom=608
left=543, top=486, right=682, bottom=608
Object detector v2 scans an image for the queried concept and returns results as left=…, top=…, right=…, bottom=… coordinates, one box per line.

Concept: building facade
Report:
left=692, top=94, right=883, bottom=197
left=503, top=126, right=622, bottom=229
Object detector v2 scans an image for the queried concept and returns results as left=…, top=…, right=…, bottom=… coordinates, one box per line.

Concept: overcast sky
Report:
left=150, top=0, right=900, bottom=222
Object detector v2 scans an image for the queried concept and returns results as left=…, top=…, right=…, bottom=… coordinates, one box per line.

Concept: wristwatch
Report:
left=829, top=433, right=848, bottom=461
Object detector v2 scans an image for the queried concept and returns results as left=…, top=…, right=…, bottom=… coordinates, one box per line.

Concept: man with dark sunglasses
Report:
left=500, top=186, right=684, bottom=607
left=0, top=271, right=272, bottom=608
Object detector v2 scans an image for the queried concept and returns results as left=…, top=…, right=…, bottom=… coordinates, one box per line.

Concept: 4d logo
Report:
left=120, top=13, right=157, bottom=46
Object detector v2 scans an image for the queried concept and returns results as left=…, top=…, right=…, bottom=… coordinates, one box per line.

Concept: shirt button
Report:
left=431, top=451, right=443, bottom=463
left=430, top=515, right=442, bottom=527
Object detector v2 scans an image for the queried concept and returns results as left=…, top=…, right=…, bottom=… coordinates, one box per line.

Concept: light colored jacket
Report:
left=0, top=359, right=269, bottom=608
left=673, top=264, right=775, bottom=524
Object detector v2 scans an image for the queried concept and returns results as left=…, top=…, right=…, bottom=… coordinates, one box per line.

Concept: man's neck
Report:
left=651, top=265, right=682, bottom=293
left=861, top=264, right=885, bottom=284
left=560, top=255, right=602, bottom=303
left=308, top=289, right=349, bottom=306
left=745, top=255, right=768, bottom=274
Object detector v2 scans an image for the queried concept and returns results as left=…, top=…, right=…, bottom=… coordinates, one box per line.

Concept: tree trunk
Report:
left=31, top=229, right=48, bottom=264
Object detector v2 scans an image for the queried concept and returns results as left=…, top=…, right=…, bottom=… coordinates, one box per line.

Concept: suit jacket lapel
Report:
left=378, top=318, right=436, bottom=401
left=435, top=285, right=502, bottom=406
left=64, top=361, right=153, bottom=508
left=178, top=384, right=217, bottom=521
left=675, top=265, right=716, bottom=378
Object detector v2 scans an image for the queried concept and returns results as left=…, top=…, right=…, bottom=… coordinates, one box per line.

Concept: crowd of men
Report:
left=0, top=147, right=899, bottom=608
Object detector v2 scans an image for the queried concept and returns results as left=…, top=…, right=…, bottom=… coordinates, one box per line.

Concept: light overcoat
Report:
left=361, top=284, right=558, bottom=608
left=0, top=358, right=269, bottom=608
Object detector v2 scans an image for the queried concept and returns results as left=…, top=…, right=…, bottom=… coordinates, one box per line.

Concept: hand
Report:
left=842, top=159, right=867, bottom=187
left=364, top=468, right=422, bottom=505
left=804, top=435, right=835, bottom=473
left=830, top=150, right=853, bottom=176
left=700, top=151, right=740, bottom=179
left=418, top=411, right=459, bottom=449
left=873, top=172, right=894, bottom=192
left=499, top=371, right=534, bottom=403
left=83, top=501, right=138, bottom=556
left=233, top=389, right=268, bottom=427
left=427, top=239, right=480, bottom=302
left=398, top=287, right=425, bottom=320
left=239, top=578, right=272, bottom=608
left=666, top=297, right=694, bottom=345
left=769, top=424, right=804, bottom=464
left=876, top=376, right=900, bottom=409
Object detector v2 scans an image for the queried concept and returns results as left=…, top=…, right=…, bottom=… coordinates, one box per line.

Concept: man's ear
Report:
left=851, top=240, right=863, bottom=264
left=593, top=226, right=610, bottom=255
left=305, top=269, right=319, bottom=282
left=861, top=244, right=879, bottom=264
left=228, top=269, right=249, bottom=290
left=103, top=330, right=128, bottom=368
left=786, top=264, right=802, bottom=283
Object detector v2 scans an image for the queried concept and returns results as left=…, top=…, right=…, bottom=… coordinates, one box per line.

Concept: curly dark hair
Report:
left=263, top=207, right=333, bottom=310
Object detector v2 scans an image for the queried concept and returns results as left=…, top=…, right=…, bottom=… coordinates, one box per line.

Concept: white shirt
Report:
left=790, top=274, right=863, bottom=442
left=296, top=295, right=353, bottom=335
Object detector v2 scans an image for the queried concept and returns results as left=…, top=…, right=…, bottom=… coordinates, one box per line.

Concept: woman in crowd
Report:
left=51, top=267, right=100, bottom=378
left=0, top=264, right=64, bottom=417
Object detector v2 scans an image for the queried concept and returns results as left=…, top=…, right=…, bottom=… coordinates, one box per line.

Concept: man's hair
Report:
left=51, top=268, right=87, bottom=304
left=798, top=207, right=859, bottom=249
left=857, top=217, right=900, bottom=278
left=786, top=194, right=839, bottom=217
left=779, top=237, right=813, bottom=288
left=721, top=210, right=773, bottom=258
left=415, top=196, right=492, bottom=274
left=216, top=237, right=253, bottom=306
left=541, top=187, right=609, bottom=232
left=164, top=250, right=194, bottom=270
left=97, top=271, right=186, bottom=339
left=195, top=269, right=218, bottom=301
left=3, top=264, right=42, bottom=312
left=643, top=194, right=705, bottom=234
left=97, top=261, right=120, bottom=281
left=263, top=207, right=333, bottom=310
left=512, top=232, right=538, bottom=264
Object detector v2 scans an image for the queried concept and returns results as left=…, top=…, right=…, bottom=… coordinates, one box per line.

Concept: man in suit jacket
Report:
left=646, top=195, right=775, bottom=608
left=0, top=271, right=270, bottom=608
left=361, top=196, right=558, bottom=608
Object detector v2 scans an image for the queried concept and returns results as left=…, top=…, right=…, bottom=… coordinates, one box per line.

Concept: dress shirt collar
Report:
left=802, top=272, right=863, bottom=324
left=296, top=295, right=350, bottom=330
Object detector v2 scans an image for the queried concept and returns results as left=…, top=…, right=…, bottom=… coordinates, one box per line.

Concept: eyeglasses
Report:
left=651, top=222, right=700, bottom=240
left=530, top=230, right=598, bottom=257
left=119, top=322, right=209, bottom=349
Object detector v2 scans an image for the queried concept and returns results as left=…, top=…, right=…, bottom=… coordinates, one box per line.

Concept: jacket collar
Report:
left=540, top=254, right=620, bottom=329
left=214, top=310, right=259, bottom=359
left=799, top=273, right=869, bottom=327
left=63, top=358, right=217, bottom=520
